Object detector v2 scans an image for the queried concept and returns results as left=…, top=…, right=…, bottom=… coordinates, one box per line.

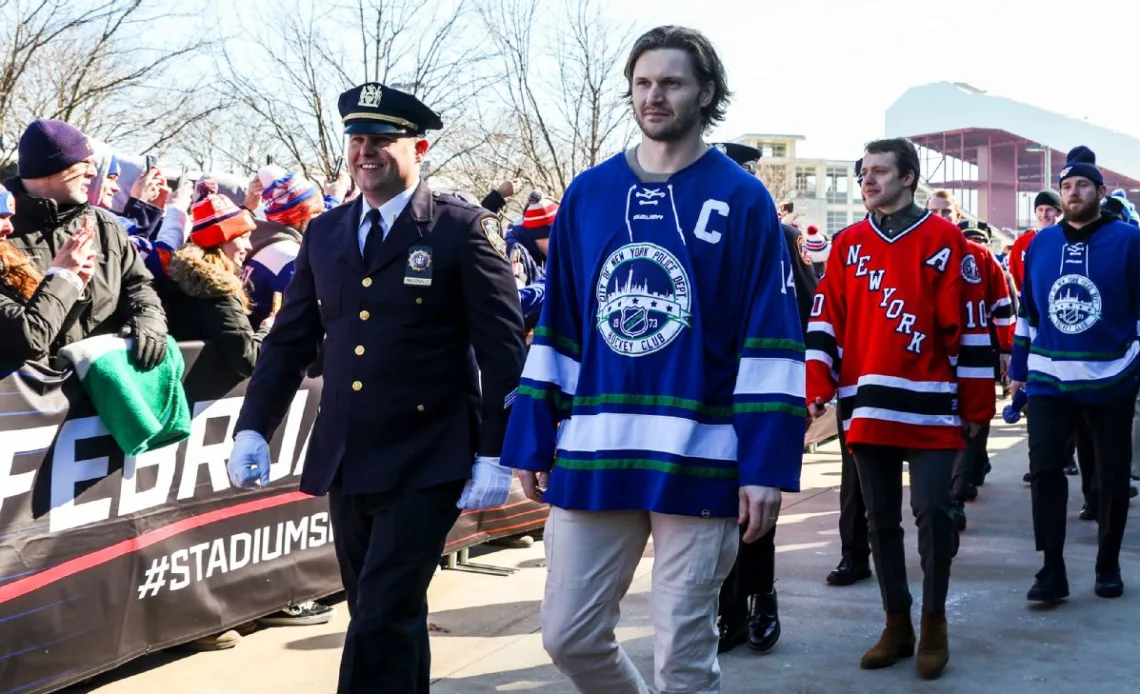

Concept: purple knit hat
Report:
left=18, top=119, right=94, bottom=179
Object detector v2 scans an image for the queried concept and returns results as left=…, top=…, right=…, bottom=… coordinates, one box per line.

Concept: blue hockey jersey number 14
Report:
left=500, top=148, right=807, bottom=519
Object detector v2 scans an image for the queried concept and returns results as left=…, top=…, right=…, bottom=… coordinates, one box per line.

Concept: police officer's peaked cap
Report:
left=338, top=82, right=443, bottom=136
left=712, top=142, right=762, bottom=169
left=958, top=219, right=992, bottom=241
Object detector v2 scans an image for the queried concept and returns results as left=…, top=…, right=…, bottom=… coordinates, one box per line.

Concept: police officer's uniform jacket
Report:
left=235, top=181, right=527, bottom=497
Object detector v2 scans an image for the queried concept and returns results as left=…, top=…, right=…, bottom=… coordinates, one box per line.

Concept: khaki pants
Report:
left=540, top=507, right=738, bottom=694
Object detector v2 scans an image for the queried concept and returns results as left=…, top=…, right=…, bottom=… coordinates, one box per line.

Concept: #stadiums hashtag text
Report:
left=137, top=511, right=333, bottom=599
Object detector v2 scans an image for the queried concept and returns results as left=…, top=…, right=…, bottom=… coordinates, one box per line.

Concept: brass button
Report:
left=362, top=278, right=372, bottom=288
left=352, top=381, right=363, bottom=391
left=354, top=345, right=365, bottom=356
left=359, top=310, right=370, bottom=320
left=416, top=404, right=425, bottom=412
left=415, top=297, right=423, bottom=304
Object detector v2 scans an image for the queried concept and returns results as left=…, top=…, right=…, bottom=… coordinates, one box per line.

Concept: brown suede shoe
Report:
left=916, top=609, right=949, bottom=679
left=860, top=611, right=915, bottom=669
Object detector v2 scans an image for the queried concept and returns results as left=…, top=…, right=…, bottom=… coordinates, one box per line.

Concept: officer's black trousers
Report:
left=837, top=425, right=870, bottom=563
left=718, top=525, right=775, bottom=621
left=329, top=478, right=464, bottom=694
left=1028, top=391, right=1136, bottom=574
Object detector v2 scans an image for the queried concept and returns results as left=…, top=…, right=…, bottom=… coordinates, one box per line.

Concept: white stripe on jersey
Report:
left=1027, top=341, right=1140, bottom=383
left=556, top=412, right=737, bottom=461
left=521, top=344, right=580, bottom=395
left=836, top=373, right=957, bottom=399
left=848, top=407, right=960, bottom=428
left=735, top=358, right=806, bottom=398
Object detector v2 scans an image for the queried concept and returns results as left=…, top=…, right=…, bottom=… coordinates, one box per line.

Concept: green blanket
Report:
left=58, top=334, right=191, bottom=456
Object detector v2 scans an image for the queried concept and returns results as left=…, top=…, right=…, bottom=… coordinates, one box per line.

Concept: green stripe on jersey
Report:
left=744, top=337, right=805, bottom=353
left=555, top=457, right=737, bottom=478
left=532, top=326, right=581, bottom=356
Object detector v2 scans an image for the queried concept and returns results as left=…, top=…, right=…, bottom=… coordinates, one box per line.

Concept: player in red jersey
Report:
left=806, top=139, right=989, bottom=680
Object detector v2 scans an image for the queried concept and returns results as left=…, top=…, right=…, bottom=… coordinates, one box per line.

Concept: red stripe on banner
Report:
left=0, top=491, right=310, bottom=605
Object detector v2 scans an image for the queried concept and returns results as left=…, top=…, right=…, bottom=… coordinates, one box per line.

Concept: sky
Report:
left=604, top=0, right=1140, bottom=159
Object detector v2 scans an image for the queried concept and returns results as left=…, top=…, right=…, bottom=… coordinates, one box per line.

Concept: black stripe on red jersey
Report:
left=959, top=343, right=995, bottom=370
left=838, top=385, right=957, bottom=419
left=991, top=297, right=1014, bottom=325
left=805, top=328, right=840, bottom=365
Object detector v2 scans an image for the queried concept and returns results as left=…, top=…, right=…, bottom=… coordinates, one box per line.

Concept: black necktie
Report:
left=363, top=208, right=383, bottom=266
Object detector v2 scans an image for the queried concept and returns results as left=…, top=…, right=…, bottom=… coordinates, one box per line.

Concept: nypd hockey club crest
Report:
left=596, top=242, right=692, bottom=356
left=1048, top=274, right=1102, bottom=334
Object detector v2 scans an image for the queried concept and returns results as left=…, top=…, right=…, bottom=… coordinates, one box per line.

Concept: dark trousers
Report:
left=837, top=425, right=870, bottom=563
left=853, top=445, right=956, bottom=613
left=328, top=479, right=464, bottom=694
left=1074, top=418, right=1098, bottom=506
left=951, top=423, right=990, bottom=502
left=719, top=525, right=775, bottom=620
left=1028, top=392, right=1136, bottom=574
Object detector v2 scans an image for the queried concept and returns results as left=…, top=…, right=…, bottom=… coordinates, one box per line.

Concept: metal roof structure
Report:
left=886, top=82, right=1140, bottom=230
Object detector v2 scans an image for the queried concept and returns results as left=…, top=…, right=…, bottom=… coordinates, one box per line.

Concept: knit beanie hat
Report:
left=521, top=190, right=558, bottom=239
left=1058, top=146, right=1103, bottom=188
left=107, top=156, right=121, bottom=179
left=1033, top=189, right=1062, bottom=211
left=190, top=179, right=256, bottom=248
left=259, top=167, right=324, bottom=228
left=18, top=119, right=95, bottom=179
left=804, top=225, right=831, bottom=263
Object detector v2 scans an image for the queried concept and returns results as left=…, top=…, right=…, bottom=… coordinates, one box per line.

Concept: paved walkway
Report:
left=72, top=416, right=1140, bottom=693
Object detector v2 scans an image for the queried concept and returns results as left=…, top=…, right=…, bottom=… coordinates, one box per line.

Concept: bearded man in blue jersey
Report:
left=501, top=25, right=806, bottom=694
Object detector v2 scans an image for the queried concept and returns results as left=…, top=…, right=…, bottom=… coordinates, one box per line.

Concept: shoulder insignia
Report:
left=961, top=254, right=982, bottom=284
left=481, top=216, right=508, bottom=260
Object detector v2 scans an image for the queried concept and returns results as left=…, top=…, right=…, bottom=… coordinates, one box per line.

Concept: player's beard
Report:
left=635, top=99, right=702, bottom=142
left=1064, top=197, right=1100, bottom=224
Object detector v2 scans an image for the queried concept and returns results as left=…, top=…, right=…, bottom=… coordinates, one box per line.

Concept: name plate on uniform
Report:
left=405, top=245, right=433, bottom=286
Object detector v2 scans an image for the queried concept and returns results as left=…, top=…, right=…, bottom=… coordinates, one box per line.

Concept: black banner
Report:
left=0, top=342, right=341, bottom=693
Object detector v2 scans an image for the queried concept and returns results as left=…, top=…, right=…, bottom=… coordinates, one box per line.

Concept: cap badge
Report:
left=358, top=84, right=382, bottom=108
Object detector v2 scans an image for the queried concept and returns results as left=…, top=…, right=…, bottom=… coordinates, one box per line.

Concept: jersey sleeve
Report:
left=951, top=237, right=995, bottom=423
left=986, top=251, right=1014, bottom=353
left=1010, top=242, right=1039, bottom=383
left=732, top=191, right=807, bottom=491
left=500, top=191, right=581, bottom=473
left=805, top=240, right=845, bottom=405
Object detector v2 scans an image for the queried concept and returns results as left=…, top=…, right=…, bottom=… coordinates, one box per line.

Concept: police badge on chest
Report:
left=405, top=245, right=433, bottom=286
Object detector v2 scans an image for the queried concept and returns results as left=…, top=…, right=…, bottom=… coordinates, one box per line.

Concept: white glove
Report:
left=456, top=456, right=513, bottom=509
left=227, top=430, right=271, bottom=489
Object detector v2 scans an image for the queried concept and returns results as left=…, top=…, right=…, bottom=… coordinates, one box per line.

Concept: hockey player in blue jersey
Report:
left=1011, top=146, right=1140, bottom=604
left=501, top=26, right=806, bottom=693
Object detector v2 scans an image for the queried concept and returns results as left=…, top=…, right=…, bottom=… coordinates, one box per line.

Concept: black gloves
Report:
left=124, top=312, right=168, bottom=370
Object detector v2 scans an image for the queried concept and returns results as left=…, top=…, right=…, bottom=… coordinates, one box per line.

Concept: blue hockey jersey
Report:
left=1011, top=217, right=1140, bottom=403
left=500, top=148, right=807, bottom=518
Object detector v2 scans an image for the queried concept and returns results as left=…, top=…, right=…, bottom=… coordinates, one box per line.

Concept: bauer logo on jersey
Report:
left=596, top=242, right=692, bottom=356
left=960, top=254, right=982, bottom=284
left=1048, top=274, right=1103, bottom=334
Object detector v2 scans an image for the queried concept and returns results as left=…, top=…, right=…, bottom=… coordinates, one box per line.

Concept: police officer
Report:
left=226, top=83, right=526, bottom=693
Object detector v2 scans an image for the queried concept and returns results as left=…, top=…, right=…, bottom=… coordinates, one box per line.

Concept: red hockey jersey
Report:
left=806, top=212, right=993, bottom=450
left=1008, top=229, right=1037, bottom=292
left=964, top=239, right=1013, bottom=355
